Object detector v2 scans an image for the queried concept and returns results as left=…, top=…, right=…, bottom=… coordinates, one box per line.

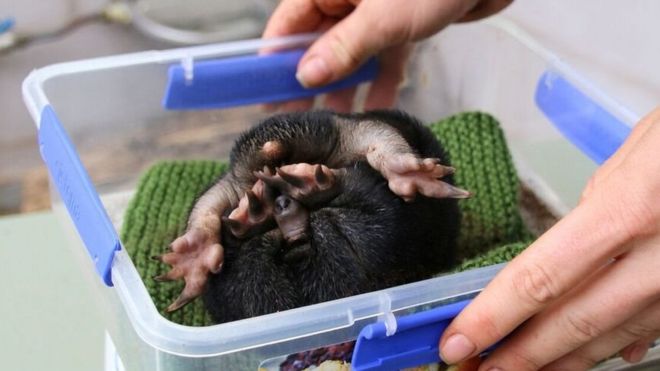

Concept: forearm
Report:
left=187, top=176, right=242, bottom=231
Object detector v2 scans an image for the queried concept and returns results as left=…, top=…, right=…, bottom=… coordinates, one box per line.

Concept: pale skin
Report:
left=263, top=1, right=660, bottom=370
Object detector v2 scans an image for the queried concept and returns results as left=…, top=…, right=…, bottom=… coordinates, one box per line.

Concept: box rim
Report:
left=20, top=17, right=639, bottom=358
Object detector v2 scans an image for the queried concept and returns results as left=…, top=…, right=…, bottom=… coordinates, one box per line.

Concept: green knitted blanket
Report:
left=121, top=112, right=532, bottom=327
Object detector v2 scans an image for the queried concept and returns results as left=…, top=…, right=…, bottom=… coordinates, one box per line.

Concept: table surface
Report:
left=0, top=211, right=104, bottom=371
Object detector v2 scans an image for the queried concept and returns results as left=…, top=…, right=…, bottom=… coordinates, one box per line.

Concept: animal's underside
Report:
left=154, top=110, right=467, bottom=323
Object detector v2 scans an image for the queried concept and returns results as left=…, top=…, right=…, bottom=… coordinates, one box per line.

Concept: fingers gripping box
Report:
left=23, top=18, right=649, bottom=371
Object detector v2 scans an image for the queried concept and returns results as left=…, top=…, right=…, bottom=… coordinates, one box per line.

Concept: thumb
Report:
left=296, top=4, right=390, bottom=88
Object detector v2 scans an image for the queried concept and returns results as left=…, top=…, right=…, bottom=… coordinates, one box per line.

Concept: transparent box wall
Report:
left=24, top=18, right=653, bottom=371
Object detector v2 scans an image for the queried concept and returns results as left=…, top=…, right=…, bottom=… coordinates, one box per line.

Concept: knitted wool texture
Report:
left=121, top=112, right=531, bottom=327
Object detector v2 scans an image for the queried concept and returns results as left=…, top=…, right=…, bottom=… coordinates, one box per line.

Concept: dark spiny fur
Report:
left=202, top=110, right=460, bottom=324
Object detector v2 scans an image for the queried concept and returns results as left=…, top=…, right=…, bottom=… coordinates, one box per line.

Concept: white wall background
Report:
left=503, top=0, right=659, bottom=118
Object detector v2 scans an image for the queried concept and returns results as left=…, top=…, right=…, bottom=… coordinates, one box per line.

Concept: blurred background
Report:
left=0, top=0, right=659, bottom=215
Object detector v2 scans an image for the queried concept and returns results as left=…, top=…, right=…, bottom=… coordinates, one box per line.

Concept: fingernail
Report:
left=627, top=343, right=649, bottom=363
left=487, top=368, right=503, bottom=371
left=296, top=56, right=331, bottom=88
left=440, top=333, right=476, bottom=364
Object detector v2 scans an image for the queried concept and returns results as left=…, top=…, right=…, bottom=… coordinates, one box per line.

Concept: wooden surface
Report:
left=3, top=106, right=264, bottom=215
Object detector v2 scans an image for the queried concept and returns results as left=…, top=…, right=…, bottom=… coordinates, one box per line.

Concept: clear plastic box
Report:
left=22, top=17, right=652, bottom=370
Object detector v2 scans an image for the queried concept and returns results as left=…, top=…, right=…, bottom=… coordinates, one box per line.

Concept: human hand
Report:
left=262, top=0, right=513, bottom=112
left=439, top=107, right=660, bottom=370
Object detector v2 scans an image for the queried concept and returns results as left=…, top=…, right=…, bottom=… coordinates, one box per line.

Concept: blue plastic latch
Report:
left=38, top=106, right=120, bottom=286
left=163, top=49, right=379, bottom=110
left=352, top=299, right=471, bottom=371
left=535, top=70, right=631, bottom=165
left=0, top=17, right=15, bottom=34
